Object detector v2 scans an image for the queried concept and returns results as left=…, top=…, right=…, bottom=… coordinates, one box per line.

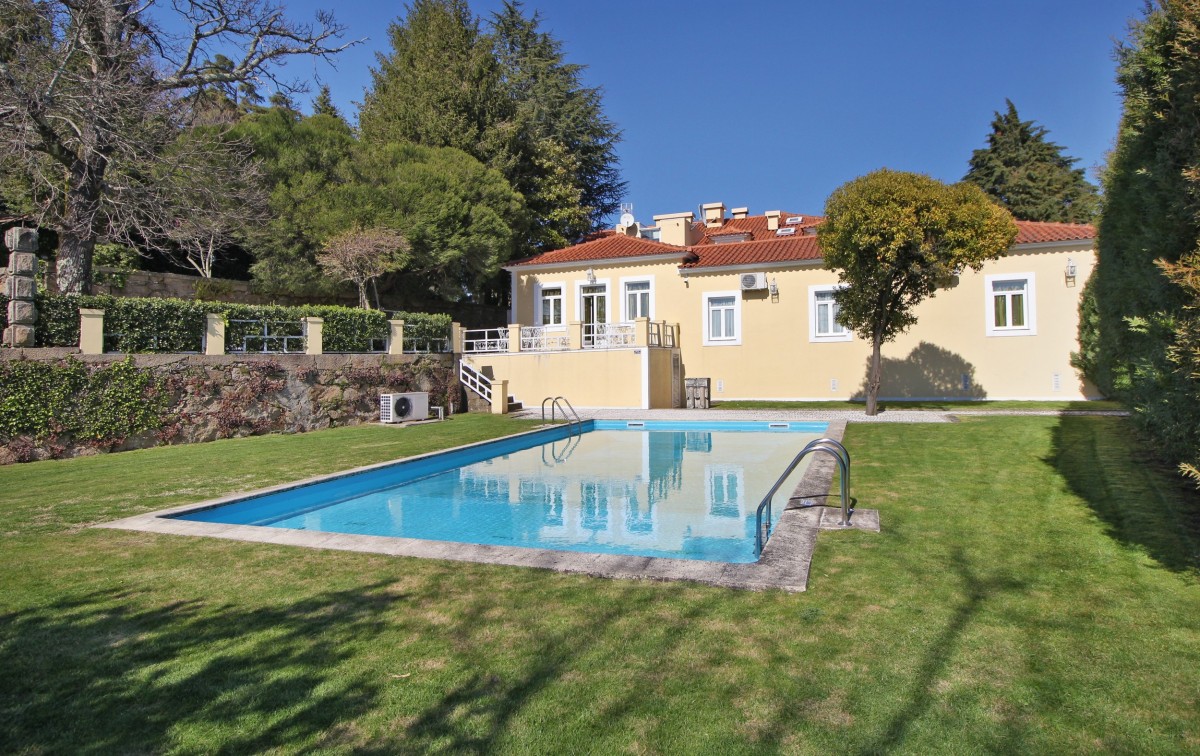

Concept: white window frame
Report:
left=619, top=276, right=655, bottom=322
left=574, top=278, right=611, bottom=324
left=808, top=284, right=853, bottom=342
left=534, top=281, right=566, bottom=330
left=984, top=273, right=1037, bottom=337
left=702, top=290, right=741, bottom=346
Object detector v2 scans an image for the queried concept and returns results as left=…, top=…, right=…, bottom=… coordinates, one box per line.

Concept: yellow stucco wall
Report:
left=467, top=349, right=647, bottom=409
left=506, top=241, right=1100, bottom=403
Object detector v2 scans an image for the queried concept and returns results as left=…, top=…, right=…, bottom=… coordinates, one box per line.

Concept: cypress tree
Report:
left=964, top=100, right=1099, bottom=223
left=1086, top=1, right=1200, bottom=473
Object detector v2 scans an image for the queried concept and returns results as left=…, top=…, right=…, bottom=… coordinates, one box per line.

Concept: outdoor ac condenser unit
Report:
left=380, top=392, right=429, bottom=423
left=740, top=272, right=768, bottom=291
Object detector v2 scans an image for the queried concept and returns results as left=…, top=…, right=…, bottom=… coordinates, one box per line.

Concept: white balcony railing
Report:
left=584, top=322, right=636, bottom=348
left=463, top=328, right=508, bottom=354
left=520, top=326, right=570, bottom=352
left=648, top=322, right=677, bottom=348
left=463, top=321, right=677, bottom=353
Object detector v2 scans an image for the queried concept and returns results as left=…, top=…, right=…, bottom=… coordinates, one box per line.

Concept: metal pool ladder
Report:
left=755, top=437, right=851, bottom=556
left=541, top=396, right=582, bottom=438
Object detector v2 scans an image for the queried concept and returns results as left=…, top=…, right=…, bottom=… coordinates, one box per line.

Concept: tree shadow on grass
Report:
left=0, top=581, right=407, bottom=753
left=1047, top=414, right=1200, bottom=574
left=856, top=548, right=1028, bottom=755
left=389, top=581, right=727, bottom=754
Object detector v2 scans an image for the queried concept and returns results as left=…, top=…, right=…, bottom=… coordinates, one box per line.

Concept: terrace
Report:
left=457, top=319, right=683, bottom=412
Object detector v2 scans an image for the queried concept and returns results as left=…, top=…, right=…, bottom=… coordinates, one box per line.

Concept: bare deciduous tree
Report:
left=156, top=130, right=268, bottom=277
left=317, top=228, right=410, bottom=309
left=0, top=0, right=355, bottom=293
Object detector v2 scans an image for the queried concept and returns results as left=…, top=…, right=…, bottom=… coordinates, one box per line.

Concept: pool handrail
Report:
left=754, top=437, right=852, bottom=556
left=541, top=396, right=582, bottom=438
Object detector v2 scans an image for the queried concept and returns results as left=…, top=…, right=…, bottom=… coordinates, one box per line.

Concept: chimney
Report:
left=652, top=211, right=700, bottom=247
left=731, top=207, right=749, bottom=220
left=701, top=202, right=726, bottom=228
left=765, top=210, right=781, bottom=231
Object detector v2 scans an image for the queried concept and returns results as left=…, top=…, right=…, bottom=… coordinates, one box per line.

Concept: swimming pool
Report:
left=175, top=420, right=828, bottom=563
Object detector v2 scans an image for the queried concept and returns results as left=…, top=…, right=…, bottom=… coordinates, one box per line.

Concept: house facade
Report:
left=458, top=202, right=1099, bottom=410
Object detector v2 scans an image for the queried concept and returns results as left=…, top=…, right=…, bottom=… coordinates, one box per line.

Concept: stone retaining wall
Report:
left=0, top=350, right=465, bottom=464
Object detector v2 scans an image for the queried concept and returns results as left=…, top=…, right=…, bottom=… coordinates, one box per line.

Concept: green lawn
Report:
left=713, top=398, right=1126, bottom=411
left=1, top=414, right=1197, bottom=753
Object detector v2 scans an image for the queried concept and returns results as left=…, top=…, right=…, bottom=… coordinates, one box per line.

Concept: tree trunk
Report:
left=56, top=227, right=95, bottom=295
left=56, top=161, right=104, bottom=294
left=865, top=331, right=884, bottom=416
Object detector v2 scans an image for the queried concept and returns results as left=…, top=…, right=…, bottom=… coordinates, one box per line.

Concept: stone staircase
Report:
left=459, top=359, right=522, bottom=412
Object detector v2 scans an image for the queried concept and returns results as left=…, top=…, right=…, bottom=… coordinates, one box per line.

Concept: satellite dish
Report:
left=619, top=212, right=636, bottom=227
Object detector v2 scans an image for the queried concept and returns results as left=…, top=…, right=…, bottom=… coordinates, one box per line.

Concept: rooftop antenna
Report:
left=619, top=202, right=636, bottom=228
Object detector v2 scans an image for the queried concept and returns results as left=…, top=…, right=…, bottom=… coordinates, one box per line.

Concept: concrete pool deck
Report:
left=98, top=414, right=882, bottom=592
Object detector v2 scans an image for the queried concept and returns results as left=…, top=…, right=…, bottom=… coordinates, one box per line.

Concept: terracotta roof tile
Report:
left=508, top=215, right=1094, bottom=271
left=693, top=213, right=823, bottom=244
left=682, top=236, right=822, bottom=269
left=1013, top=220, right=1096, bottom=244
left=506, top=232, right=687, bottom=268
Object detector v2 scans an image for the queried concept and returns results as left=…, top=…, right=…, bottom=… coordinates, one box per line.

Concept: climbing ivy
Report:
left=0, top=356, right=168, bottom=448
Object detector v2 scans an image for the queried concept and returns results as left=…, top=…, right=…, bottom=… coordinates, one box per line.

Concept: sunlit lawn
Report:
left=714, top=398, right=1126, bottom=412
left=1, top=413, right=1197, bottom=753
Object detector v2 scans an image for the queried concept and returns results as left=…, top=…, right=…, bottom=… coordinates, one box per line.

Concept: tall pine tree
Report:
left=311, top=85, right=342, bottom=120
left=490, top=1, right=625, bottom=248
left=964, top=100, right=1099, bottom=223
left=358, top=0, right=504, bottom=159
left=357, top=0, right=624, bottom=253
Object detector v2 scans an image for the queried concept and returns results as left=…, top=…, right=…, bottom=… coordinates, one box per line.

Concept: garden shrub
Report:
left=31, top=295, right=454, bottom=353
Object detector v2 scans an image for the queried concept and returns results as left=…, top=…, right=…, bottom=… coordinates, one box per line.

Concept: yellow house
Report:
left=459, top=202, right=1099, bottom=410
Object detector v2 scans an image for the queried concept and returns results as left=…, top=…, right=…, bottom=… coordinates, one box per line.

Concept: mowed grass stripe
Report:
left=0, top=414, right=1197, bottom=753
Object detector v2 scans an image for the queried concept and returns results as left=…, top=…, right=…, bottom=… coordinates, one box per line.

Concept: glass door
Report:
left=581, top=284, right=607, bottom=346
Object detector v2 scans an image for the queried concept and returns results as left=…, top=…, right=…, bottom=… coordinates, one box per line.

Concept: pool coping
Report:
left=96, top=418, right=877, bottom=592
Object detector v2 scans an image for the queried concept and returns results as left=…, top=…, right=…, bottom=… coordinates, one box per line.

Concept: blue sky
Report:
left=188, top=0, right=1140, bottom=224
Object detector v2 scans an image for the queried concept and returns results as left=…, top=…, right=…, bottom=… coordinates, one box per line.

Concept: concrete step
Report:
left=508, top=396, right=523, bottom=411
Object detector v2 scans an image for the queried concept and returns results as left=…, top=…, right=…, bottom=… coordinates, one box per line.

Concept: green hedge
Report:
left=30, top=294, right=453, bottom=353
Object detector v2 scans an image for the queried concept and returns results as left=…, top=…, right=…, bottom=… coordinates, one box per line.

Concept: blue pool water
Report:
left=176, top=420, right=827, bottom=563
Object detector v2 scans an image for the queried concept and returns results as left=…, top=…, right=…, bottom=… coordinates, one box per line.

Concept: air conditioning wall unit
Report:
left=740, top=272, right=768, bottom=291
left=380, top=392, right=429, bottom=423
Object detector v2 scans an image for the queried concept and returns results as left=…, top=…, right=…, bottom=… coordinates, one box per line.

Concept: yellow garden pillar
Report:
left=568, top=321, right=583, bottom=350
left=508, top=323, right=522, bottom=352
left=78, top=308, right=104, bottom=354
left=205, top=314, right=225, bottom=355
left=451, top=322, right=464, bottom=354
left=302, top=316, right=323, bottom=355
left=388, top=319, right=405, bottom=355
left=491, top=378, right=509, bottom=415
